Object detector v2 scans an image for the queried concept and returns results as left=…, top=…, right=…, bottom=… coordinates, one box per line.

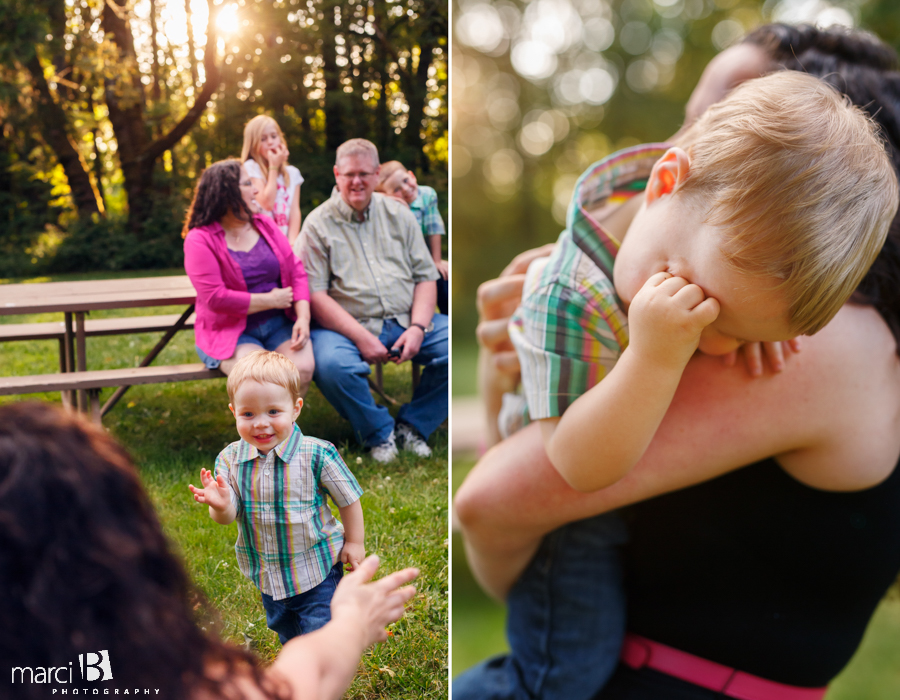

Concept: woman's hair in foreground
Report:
left=182, top=159, right=256, bottom=238
left=0, top=402, right=286, bottom=700
left=673, top=70, right=898, bottom=336
left=227, top=350, right=303, bottom=404
left=744, top=23, right=900, bottom=350
left=241, top=114, right=289, bottom=185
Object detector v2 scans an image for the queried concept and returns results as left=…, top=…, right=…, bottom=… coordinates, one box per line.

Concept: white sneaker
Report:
left=370, top=430, right=399, bottom=463
left=396, top=422, right=432, bottom=457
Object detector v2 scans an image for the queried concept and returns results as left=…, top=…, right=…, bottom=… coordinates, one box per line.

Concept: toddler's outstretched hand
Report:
left=340, top=541, right=366, bottom=572
left=628, top=271, right=720, bottom=371
left=188, top=468, right=231, bottom=513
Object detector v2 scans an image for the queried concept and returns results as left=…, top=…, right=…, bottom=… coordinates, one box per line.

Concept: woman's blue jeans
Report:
left=453, top=513, right=629, bottom=700
left=310, top=315, right=449, bottom=447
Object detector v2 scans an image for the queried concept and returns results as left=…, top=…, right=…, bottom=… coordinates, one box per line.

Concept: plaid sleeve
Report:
left=310, top=439, right=364, bottom=507
left=509, top=259, right=626, bottom=420
left=214, top=446, right=243, bottom=516
left=419, top=187, right=445, bottom=236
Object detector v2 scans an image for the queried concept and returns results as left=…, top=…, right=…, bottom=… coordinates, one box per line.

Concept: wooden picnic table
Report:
left=0, top=275, right=203, bottom=416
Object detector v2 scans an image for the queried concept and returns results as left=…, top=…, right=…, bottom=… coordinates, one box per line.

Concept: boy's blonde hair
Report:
left=226, top=350, right=303, bottom=404
left=336, top=138, right=380, bottom=169
left=673, top=70, right=899, bottom=335
left=376, top=160, right=407, bottom=191
left=241, top=115, right=289, bottom=185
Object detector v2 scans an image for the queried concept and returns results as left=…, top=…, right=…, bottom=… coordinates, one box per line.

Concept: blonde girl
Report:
left=241, top=115, right=304, bottom=246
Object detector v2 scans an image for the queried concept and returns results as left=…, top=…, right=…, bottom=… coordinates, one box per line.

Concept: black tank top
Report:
left=622, top=456, right=900, bottom=687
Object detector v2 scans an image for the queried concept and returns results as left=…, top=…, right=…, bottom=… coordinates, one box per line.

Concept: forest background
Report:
left=0, top=0, right=448, bottom=278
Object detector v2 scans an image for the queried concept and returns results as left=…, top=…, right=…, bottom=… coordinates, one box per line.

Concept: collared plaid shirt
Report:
left=215, top=424, right=364, bottom=600
left=301, top=189, right=439, bottom=336
left=509, top=143, right=669, bottom=420
left=409, top=185, right=446, bottom=237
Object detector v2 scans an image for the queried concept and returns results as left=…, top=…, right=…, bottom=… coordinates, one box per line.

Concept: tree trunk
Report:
left=25, top=53, right=104, bottom=218
left=101, top=0, right=219, bottom=232
left=185, top=0, right=198, bottom=90
left=321, top=1, right=347, bottom=152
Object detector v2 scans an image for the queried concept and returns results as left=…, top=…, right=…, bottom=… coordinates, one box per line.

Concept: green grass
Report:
left=450, top=458, right=900, bottom=695
left=1, top=272, right=448, bottom=699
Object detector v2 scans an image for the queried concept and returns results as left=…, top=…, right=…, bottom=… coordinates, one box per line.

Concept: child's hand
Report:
left=628, top=271, right=720, bottom=371
left=340, top=542, right=366, bottom=572
left=266, top=143, right=289, bottom=170
left=188, top=468, right=231, bottom=513
left=722, top=338, right=802, bottom=377
left=436, top=259, right=449, bottom=280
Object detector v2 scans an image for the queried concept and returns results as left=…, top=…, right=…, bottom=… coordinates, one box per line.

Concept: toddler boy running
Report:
left=189, top=350, right=364, bottom=643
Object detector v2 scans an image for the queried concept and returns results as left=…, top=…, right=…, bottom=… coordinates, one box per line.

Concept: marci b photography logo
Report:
left=9, top=649, right=161, bottom=695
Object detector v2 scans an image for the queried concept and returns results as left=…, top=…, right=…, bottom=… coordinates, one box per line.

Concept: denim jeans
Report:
left=453, top=513, right=629, bottom=700
left=259, top=562, right=343, bottom=644
left=195, top=312, right=294, bottom=369
left=310, top=314, right=449, bottom=447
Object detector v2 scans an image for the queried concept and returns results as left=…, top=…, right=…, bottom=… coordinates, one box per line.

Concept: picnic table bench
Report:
left=0, top=276, right=223, bottom=420
left=0, top=275, right=417, bottom=421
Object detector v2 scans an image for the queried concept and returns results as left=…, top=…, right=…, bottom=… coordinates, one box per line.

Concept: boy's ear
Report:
left=228, top=402, right=236, bottom=418
left=646, top=147, right=691, bottom=205
left=293, top=397, right=303, bottom=419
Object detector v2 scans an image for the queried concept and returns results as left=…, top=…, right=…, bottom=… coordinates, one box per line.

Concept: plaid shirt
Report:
left=509, top=144, right=668, bottom=420
left=215, top=424, right=363, bottom=600
left=409, top=185, right=446, bottom=237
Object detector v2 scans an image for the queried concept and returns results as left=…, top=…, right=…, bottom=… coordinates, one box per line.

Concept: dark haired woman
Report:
left=183, top=159, right=314, bottom=394
left=0, top=401, right=417, bottom=700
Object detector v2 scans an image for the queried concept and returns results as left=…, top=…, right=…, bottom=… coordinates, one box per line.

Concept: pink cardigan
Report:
left=184, top=215, right=310, bottom=360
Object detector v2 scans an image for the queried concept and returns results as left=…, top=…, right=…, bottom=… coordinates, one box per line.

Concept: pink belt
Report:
left=620, top=633, right=828, bottom=700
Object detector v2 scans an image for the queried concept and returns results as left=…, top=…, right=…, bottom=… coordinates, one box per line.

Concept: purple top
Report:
left=229, top=236, right=281, bottom=329
left=184, top=214, right=309, bottom=361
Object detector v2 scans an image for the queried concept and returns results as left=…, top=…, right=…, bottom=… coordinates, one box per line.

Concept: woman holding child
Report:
left=183, top=159, right=315, bottom=395
left=455, top=23, right=900, bottom=700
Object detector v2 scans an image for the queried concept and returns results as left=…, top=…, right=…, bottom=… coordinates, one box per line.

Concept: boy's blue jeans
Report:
left=453, top=513, right=628, bottom=700
left=260, top=562, right=343, bottom=644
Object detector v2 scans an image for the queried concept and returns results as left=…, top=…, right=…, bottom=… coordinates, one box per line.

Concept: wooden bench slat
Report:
left=0, top=363, right=222, bottom=395
left=0, top=314, right=197, bottom=342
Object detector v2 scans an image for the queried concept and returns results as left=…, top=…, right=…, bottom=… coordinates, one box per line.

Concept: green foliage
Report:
left=0, top=142, right=64, bottom=277
left=0, top=0, right=448, bottom=269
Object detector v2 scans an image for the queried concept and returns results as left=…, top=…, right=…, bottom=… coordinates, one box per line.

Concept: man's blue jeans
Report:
left=260, top=562, right=343, bottom=644
left=453, top=513, right=628, bottom=700
left=311, top=314, right=449, bottom=447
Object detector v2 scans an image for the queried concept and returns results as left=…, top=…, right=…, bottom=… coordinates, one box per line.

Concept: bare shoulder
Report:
left=777, top=304, right=900, bottom=490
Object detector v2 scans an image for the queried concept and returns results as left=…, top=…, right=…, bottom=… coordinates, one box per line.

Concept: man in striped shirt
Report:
left=189, top=350, right=364, bottom=643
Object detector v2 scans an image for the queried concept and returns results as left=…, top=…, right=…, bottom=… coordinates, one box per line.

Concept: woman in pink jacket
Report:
left=183, top=159, right=314, bottom=394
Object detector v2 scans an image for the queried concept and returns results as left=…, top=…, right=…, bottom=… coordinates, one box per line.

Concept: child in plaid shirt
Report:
left=189, top=350, right=364, bottom=643
left=455, top=72, right=898, bottom=700
left=377, top=160, right=449, bottom=314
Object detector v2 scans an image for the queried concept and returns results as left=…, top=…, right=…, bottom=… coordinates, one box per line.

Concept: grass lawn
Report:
left=450, top=456, right=900, bottom=697
left=1, top=271, right=448, bottom=699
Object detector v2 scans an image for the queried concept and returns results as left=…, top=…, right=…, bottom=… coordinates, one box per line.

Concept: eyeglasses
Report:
left=337, top=171, right=376, bottom=182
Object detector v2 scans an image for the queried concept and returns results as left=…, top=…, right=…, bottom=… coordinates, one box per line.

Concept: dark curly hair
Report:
left=182, top=159, right=256, bottom=238
left=0, top=402, right=287, bottom=700
left=744, top=24, right=900, bottom=352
